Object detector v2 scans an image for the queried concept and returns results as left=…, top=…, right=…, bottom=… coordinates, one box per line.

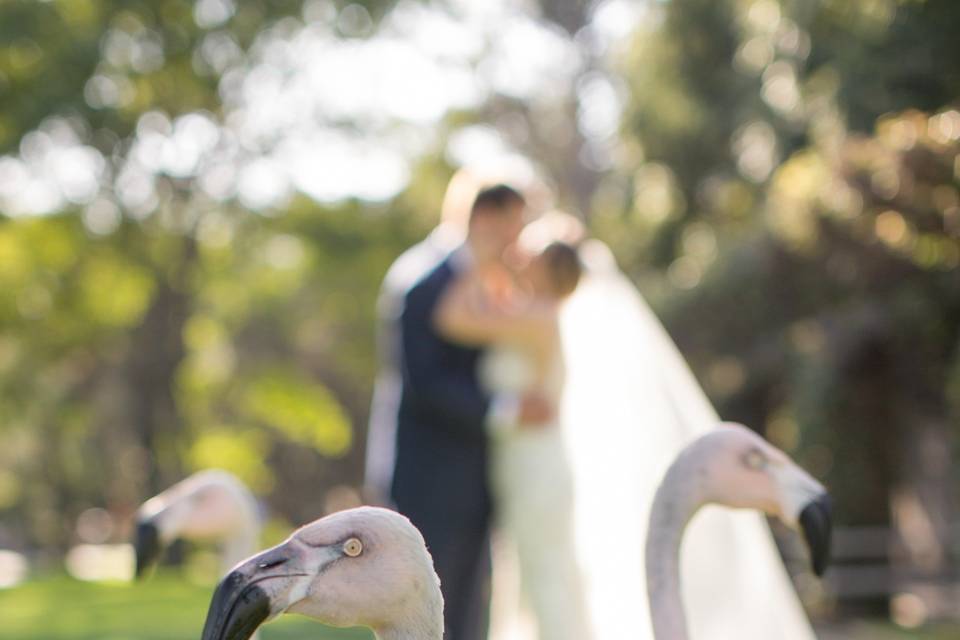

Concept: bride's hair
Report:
left=539, top=241, right=582, bottom=299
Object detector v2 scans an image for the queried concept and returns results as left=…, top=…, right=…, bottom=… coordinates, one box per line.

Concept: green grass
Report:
left=6, top=575, right=960, bottom=640
left=0, top=574, right=374, bottom=640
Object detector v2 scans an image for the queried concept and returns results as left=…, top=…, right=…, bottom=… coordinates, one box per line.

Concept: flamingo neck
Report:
left=221, top=485, right=262, bottom=573
left=376, top=626, right=441, bottom=640
left=646, top=455, right=704, bottom=640
left=221, top=525, right=259, bottom=573
left=374, top=614, right=443, bottom=640
left=374, top=579, right=444, bottom=640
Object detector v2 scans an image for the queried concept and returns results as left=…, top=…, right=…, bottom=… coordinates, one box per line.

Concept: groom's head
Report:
left=467, top=184, right=526, bottom=263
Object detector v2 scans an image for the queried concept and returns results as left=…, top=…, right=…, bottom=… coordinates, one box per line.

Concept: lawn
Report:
left=4, top=575, right=959, bottom=639
left=0, top=574, right=374, bottom=640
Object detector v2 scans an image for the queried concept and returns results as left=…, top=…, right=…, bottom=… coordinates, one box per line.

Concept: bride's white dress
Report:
left=490, top=240, right=816, bottom=640
left=481, top=342, right=593, bottom=640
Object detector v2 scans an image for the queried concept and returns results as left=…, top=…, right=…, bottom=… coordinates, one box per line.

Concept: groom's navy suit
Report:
left=391, top=253, right=493, bottom=640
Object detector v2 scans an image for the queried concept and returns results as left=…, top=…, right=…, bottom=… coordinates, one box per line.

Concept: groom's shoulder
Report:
left=385, top=237, right=452, bottom=292
left=405, top=256, right=454, bottom=301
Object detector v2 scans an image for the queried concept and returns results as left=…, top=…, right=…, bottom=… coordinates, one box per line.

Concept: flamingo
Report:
left=199, top=426, right=831, bottom=640
left=133, top=470, right=261, bottom=579
left=646, top=423, right=832, bottom=639
left=200, top=506, right=442, bottom=640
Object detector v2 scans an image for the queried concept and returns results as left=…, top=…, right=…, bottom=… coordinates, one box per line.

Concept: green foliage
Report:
left=807, top=0, right=960, bottom=130
left=601, top=0, right=960, bottom=541
left=243, top=368, right=352, bottom=456
left=187, top=427, right=274, bottom=492
left=1, top=0, right=958, bottom=598
left=0, top=0, right=440, bottom=548
left=78, top=250, right=156, bottom=327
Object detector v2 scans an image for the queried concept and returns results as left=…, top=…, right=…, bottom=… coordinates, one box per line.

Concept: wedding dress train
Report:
left=492, top=240, right=816, bottom=640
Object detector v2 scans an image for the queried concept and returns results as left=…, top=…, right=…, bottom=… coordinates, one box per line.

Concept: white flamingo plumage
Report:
left=199, top=427, right=830, bottom=640
left=134, top=469, right=261, bottom=579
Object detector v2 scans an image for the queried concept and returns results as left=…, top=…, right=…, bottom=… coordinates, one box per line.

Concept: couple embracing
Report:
left=368, top=172, right=826, bottom=640
left=367, top=179, right=591, bottom=640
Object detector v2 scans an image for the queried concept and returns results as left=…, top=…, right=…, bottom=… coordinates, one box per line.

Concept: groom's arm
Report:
left=400, top=276, right=491, bottom=441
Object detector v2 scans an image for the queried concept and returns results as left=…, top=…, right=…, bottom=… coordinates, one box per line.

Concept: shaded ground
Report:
left=1, top=575, right=373, bottom=640
left=815, top=621, right=960, bottom=640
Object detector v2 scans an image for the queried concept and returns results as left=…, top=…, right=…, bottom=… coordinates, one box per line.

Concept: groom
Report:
left=391, top=184, right=552, bottom=640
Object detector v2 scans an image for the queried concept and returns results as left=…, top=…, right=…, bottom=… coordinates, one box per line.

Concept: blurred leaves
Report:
left=598, top=0, right=960, bottom=545
left=1, top=0, right=959, bottom=571
left=0, top=0, right=434, bottom=551
left=79, top=251, right=155, bottom=327
left=187, top=428, right=273, bottom=493
left=243, top=368, right=352, bottom=456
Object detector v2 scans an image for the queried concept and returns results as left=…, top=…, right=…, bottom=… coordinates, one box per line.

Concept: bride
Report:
left=436, top=209, right=818, bottom=639
left=563, top=236, right=818, bottom=639
left=434, top=228, right=592, bottom=640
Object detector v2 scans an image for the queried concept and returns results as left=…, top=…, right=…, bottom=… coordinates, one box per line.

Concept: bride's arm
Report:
left=433, top=271, right=553, bottom=346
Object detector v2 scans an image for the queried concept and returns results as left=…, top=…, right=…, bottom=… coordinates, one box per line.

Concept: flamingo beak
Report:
left=201, top=543, right=326, bottom=640
left=133, top=520, right=162, bottom=580
left=798, top=493, right=832, bottom=577
left=770, top=459, right=833, bottom=577
left=200, top=566, right=273, bottom=640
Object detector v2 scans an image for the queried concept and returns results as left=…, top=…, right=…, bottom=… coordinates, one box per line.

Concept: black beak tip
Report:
left=201, top=571, right=272, bottom=640
left=798, top=494, right=833, bottom=577
left=133, top=520, right=161, bottom=580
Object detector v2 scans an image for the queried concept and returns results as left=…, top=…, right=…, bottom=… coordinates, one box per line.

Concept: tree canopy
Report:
left=1, top=2, right=959, bottom=608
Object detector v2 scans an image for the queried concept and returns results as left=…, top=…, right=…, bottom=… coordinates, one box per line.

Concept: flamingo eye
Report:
left=743, top=448, right=767, bottom=470
left=343, top=537, right=363, bottom=557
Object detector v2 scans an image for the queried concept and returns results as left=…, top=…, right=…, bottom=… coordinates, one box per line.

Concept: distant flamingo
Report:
left=134, top=470, right=260, bottom=579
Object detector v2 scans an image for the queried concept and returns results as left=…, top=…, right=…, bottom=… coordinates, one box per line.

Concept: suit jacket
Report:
left=365, top=227, right=461, bottom=500
left=391, top=254, right=492, bottom=528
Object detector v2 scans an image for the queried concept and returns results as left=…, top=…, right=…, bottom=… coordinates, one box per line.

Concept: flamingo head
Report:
left=688, top=423, right=832, bottom=576
left=200, top=506, right=442, bottom=640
